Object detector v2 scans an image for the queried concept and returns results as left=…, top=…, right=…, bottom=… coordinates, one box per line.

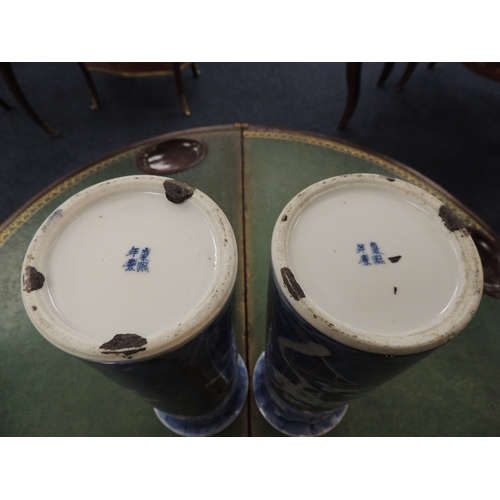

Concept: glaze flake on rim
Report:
left=271, top=173, right=483, bottom=356
left=21, top=175, right=238, bottom=363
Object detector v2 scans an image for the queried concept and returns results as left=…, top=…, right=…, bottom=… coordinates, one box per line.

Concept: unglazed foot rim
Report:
left=253, top=352, right=348, bottom=437
left=154, top=355, right=248, bottom=436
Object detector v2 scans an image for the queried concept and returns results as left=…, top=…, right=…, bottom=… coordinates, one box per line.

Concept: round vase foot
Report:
left=253, top=352, right=348, bottom=437
left=154, top=354, right=248, bottom=436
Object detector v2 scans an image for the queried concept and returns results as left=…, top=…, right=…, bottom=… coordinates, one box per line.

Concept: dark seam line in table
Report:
left=240, top=127, right=252, bottom=437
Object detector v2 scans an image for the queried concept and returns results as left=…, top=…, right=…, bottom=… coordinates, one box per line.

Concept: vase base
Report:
left=253, top=352, right=348, bottom=437
left=154, top=354, right=248, bottom=436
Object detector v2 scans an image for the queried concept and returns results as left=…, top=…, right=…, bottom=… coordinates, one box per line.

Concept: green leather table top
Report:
left=1, top=124, right=499, bottom=436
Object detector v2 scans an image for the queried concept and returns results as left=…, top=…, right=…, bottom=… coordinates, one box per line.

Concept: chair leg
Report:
left=77, top=62, right=101, bottom=110
left=191, top=63, right=201, bottom=78
left=173, top=62, right=191, bottom=116
left=377, top=62, right=395, bottom=87
left=0, top=95, right=11, bottom=109
left=396, top=62, right=418, bottom=91
left=337, top=62, right=362, bottom=130
left=0, top=62, right=60, bottom=137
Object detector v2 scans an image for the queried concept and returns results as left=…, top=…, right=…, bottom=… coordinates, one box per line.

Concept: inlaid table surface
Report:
left=1, top=124, right=499, bottom=436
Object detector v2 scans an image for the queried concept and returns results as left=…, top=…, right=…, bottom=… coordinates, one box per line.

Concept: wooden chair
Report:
left=0, top=95, right=11, bottom=109
left=338, top=62, right=418, bottom=129
left=84, top=62, right=201, bottom=116
left=377, top=62, right=418, bottom=91
left=0, top=62, right=100, bottom=137
left=388, top=62, right=500, bottom=91
left=338, top=62, right=500, bottom=129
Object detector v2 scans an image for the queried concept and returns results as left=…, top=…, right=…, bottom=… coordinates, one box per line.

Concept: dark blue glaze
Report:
left=156, top=355, right=248, bottom=436
left=254, top=268, right=431, bottom=435
left=85, top=295, right=248, bottom=434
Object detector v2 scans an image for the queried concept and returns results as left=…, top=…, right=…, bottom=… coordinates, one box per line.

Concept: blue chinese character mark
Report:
left=137, top=247, right=150, bottom=272
left=370, top=242, right=383, bottom=255
left=126, top=247, right=140, bottom=257
left=123, top=258, right=138, bottom=271
left=357, top=242, right=386, bottom=265
left=370, top=242, right=385, bottom=264
left=357, top=243, right=371, bottom=266
left=359, top=254, right=372, bottom=266
left=124, top=247, right=151, bottom=272
left=137, top=261, right=150, bottom=272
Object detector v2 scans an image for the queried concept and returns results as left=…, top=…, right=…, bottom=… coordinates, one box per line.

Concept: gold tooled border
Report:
left=1, top=128, right=495, bottom=250
left=0, top=148, right=142, bottom=249
left=244, top=129, right=489, bottom=237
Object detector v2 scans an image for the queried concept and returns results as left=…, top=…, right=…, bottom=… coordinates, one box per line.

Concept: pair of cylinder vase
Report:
left=21, top=174, right=483, bottom=436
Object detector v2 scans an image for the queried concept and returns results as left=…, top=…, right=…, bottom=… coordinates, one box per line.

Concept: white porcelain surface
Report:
left=273, top=174, right=483, bottom=355
left=22, top=176, right=238, bottom=362
left=46, top=190, right=217, bottom=340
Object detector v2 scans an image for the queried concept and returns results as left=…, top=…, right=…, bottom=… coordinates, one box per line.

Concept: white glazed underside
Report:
left=21, top=176, right=238, bottom=362
left=273, top=174, right=483, bottom=355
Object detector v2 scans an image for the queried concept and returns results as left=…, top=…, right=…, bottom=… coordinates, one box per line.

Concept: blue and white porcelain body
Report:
left=89, top=297, right=248, bottom=437
left=254, top=174, right=483, bottom=436
left=21, top=175, right=247, bottom=436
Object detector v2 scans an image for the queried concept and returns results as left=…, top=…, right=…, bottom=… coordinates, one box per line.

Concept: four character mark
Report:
left=123, top=247, right=151, bottom=272
left=357, top=242, right=386, bottom=266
